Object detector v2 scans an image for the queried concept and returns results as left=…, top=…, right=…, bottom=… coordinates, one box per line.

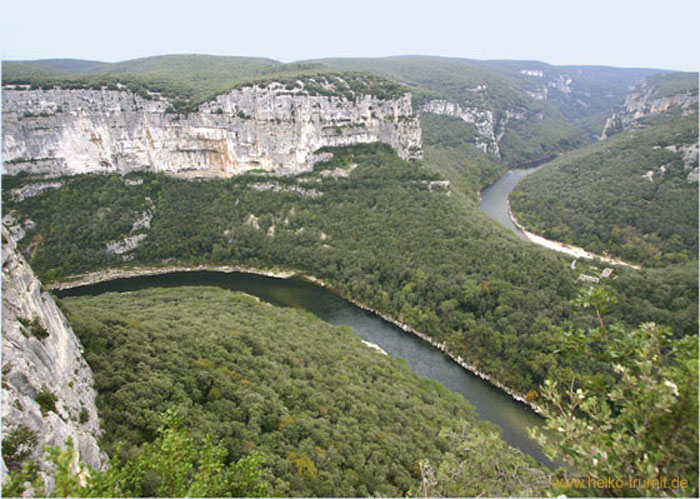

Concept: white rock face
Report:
left=2, top=82, right=422, bottom=178
left=519, top=69, right=544, bottom=78
left=105, top=233, right=147, bottom=255
left=2, top=223, right=104, bottom=483
left=8, top=181, right=64, bottom=202
left=678, top=142, right=699, bottom=181
left=549, top=74, right=573, bottom=95
left=420, top=99, right=501, bottom=156
left=601, top=81, right=699, bottom=139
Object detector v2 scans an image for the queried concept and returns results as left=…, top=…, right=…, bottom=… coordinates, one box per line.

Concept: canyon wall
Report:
left=2, top=221, right=103, bottom=488
left=2, top=78, right=422, bottom=178
left=601, top=75, right=699, bottom=139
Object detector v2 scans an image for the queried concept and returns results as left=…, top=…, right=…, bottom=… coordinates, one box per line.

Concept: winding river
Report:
left=56, top=270, right=553, bottom=468
left=479, top=165, right=545, bottom=239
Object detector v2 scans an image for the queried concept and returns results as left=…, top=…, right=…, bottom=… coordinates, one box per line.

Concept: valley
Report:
left=1, top=54, right=697, bottom=497
left=53, top=269, right=552, bottom=467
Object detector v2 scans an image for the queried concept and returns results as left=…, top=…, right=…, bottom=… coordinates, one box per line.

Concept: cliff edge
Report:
left=2, top=220, right=103, bottom=490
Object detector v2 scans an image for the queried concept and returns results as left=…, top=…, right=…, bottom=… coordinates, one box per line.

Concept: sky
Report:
left=0, top=0, right=698, bottom=71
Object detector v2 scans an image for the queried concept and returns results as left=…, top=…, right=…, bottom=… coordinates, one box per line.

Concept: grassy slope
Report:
left=3, top=55, right=347, bottom=109
left=61, top=286, right=548, bottom=497
left=510, top=115, right=698, bottom=267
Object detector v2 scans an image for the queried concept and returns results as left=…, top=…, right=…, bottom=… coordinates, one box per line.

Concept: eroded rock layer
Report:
left=2, top=80, right=422, bottom=177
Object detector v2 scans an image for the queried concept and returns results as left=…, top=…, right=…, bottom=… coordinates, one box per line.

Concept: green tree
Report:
left=530, top=322, right=698, bottom=497
left=413, top=423, right=549, bottom=497
left=572, top=286, right=617, bottom=329
left=3, top=411, right=270, bottom=498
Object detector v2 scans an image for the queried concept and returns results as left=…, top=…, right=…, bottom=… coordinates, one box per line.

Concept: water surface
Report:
left=479, top=165, right=545, bottom=238
left=57, top=270, right=553, bottom=467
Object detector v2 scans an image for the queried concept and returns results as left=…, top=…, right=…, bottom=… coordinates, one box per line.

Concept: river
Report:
left=478, top=165, right=545, bottom=239
left=55, top=270, right=553, bottom=468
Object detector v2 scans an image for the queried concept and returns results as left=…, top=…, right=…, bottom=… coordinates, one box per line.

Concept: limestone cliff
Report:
left=601, top=74, right=699, bottom=139
left=420, top=99, right=502, bottom=156
left=420, top=99, right=531, bottom=159
left=2, top=220, right=103, bottom=486
left=2, top=76, right=422, bottom=178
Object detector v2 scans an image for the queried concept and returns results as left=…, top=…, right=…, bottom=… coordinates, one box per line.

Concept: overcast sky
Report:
left=1, top=0, right=697, bottom=71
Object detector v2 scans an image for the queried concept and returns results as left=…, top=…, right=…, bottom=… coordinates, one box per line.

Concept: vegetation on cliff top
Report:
left=532, top=288, right=698, bottom=497
left=3, top=56, right=408, bottom=114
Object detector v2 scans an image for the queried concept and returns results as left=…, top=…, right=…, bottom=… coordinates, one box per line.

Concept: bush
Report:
left=35, top=386, right=58, bottom=416
left=2, top=425, right=38, bottom=472
left=29, top=318, right=49, bottom=340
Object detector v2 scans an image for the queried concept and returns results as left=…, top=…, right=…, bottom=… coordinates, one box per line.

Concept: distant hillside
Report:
left=312, top=56, right=593, bottom=165
left=511, top=115, right=698, bottom=267
left=4, top=54, right=283, bottom=77
left=3, top=54, right=665, bottom=166
left=601, top=71, right=699, bottom=138
left=470, top=59, right=664, bottom=121
left=511, top=71, right=698, bottom=267
left=16, top=58, right=108, bottom=73
left=316, top=56, right=660, bottom=120
left=2, top=55, right=325, bottom=110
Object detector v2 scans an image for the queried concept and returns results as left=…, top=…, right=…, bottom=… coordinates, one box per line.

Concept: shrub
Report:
left=35, top=386, right=58, bottom=416
left=2, top=425, right=38, bottom=472
left=29, top=318, right=49, bottom=340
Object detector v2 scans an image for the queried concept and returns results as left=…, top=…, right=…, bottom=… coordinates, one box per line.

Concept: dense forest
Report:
left=4, top=144, right=697, bottom=399
left=2, top=56, right=698, bottom=497
left=49, top=286, right=547, bottom=497
left=511, top=115, right=698, bottom=266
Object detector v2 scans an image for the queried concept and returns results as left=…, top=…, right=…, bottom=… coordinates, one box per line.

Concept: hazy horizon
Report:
left=1, top=0, right=698, bottom=73
left=3, top=53, right=693, bottom=73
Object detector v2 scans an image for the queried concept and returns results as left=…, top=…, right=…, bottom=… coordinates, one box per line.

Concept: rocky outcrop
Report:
left=601, top=76, right=699, bottom=139
left=599, top=74, right=699, bottom=182
left=420, top=99, right=502, bottom=156
left=8, top=182, right=64, bottom=202
left=2, top=77, right=422, bottom=178
left=2, top=220, right=103, bottom=487
left=669, top=142, right=700, bottom=182
left=420, top=99, right=535, bottom=158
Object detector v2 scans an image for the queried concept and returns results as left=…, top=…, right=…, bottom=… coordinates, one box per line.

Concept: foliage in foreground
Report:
left=414, top=424, right=549, bottom=497
left=531, top=289, right=698, bottom=497
left=2, top=412, right=269, bottom=497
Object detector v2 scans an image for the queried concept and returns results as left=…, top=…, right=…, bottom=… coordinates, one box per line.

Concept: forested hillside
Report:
left=4, top=145, right=697, bottom=398
left=57, top=286, right=548, bottom=497
left=511, top=74, right=698, bottom=267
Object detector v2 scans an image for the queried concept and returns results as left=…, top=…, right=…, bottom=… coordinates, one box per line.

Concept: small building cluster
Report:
left=576, top=266, right=614, bottom=284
